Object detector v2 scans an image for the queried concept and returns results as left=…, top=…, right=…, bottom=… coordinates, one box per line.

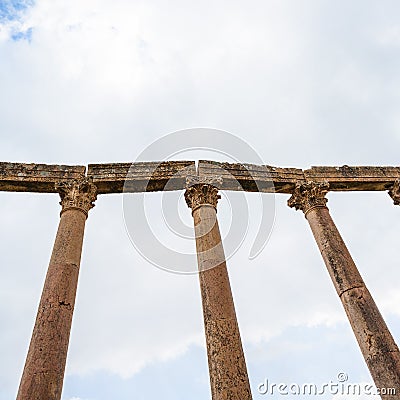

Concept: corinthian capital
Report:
left=55, top=177, right=97, bottom=217
left=389, top=180, right=400, bottom=205
left=184, top=176, right=222, bottom=212
left=288, top=181, right=329, bottom=215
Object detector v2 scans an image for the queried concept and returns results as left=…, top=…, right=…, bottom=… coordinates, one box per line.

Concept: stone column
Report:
left=17, top=177, right=97, bottom=400
left=185, top=177, right=252, bottom=400
left=288, top=181, right=400, bottom=398
left=389, top=180, right=400, bottom=205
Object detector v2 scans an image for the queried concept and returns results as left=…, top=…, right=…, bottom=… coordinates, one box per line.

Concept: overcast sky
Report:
left=1, top=1, right=400, bottom=399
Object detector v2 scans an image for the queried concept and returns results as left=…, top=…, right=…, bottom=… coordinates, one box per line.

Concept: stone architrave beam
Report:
left=0, top=162, right=85, bottom=193
left=1, top=161, right=400, bottom=194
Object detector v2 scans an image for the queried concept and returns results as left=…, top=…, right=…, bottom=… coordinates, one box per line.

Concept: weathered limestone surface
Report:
left=0, top=162, right=85, bottom=192
left=304, top=166, right=400, bottom=191
left=199, top=162, right=400, bottom=193
left=17, top=178, right=97, bottom=400
left=389, top=180, right=400, bottom=205
left=1, top=161, right=400, bottom=193
left=198, top=160, right=304, bottom=193
left=88, top=161, right=196, bottom=193
left=185, top=181, right=252, bottom=400
left=288, top=182, right=400, bottom=399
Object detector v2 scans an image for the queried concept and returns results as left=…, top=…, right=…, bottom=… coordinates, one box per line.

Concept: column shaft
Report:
left=186, top=180, right=252, bottom=400
left=17, top=178, right=96, bottom=400
left=289, top=182, right=400, bottom=398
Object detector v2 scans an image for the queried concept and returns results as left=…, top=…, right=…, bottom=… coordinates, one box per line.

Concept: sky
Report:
left=1, top=0, right=400, bottom=399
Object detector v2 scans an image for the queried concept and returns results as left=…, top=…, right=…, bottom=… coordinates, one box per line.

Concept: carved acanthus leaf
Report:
left=288, top=181, right=329, bottom=214
left=55, top=177, right=97, bottom=216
